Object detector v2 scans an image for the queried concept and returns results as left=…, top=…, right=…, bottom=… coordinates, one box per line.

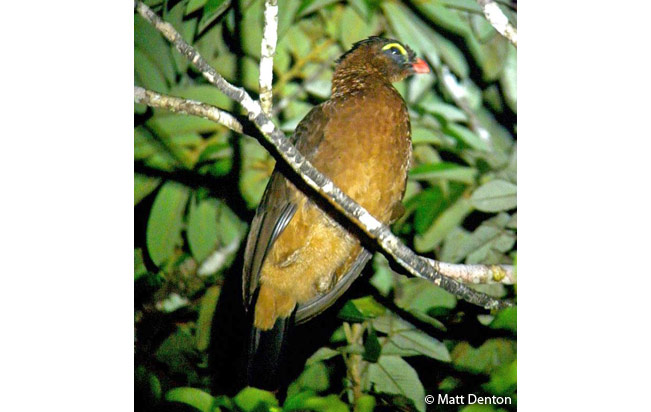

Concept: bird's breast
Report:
left=314, top=87, right=411, bottom=222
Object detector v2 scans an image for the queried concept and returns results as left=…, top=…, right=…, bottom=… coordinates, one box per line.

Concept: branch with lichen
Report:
left=259, top=0, right=278, bottom=115
left=134, top=87, right=243, bottom=133
left=476, top=0, right=517, bottom=47
left=134, top=1, right=515, bottom=310
left=427, top=259, right=515, bottom=285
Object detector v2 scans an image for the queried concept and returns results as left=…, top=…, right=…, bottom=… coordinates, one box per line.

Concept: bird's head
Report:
left=335, top=36, right=430, bottom=84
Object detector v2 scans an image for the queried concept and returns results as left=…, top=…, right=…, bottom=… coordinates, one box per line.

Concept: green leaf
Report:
left=134, top=48, right=168, bottom=93
left=240, top=136, right=274, bottom=209
left=415, top=196, right=473, bottom=252
left=338, top=296, right=386, bottom=322
left=381, top=2, right=440, bottom=68
left=134, top=16, right=176, bottom=83
left=413, top=1, right=477, bottom=37
left=196, top=286, right=220, bottom=351
left=363, top=327, right=382, bottom=363
left=147, top=114, right=221, bottom=136
left=354, top=395, right=376, bottom=412
left=199, top=0, right=230, bottom=32
left=440, top=226, right=471, bottom=263
left=373, top=315, right=450, bottom=361
left=186, top=0, right=208, bottom=14
left=444, top=213, right=514, bottom=264
left=187, top=197, right=220, bottom=263
left=419, top=94, right=467, bottom=122
left=466, top=32, right=509, bottom=81
left=171, top=84, right=232, bottom=109
left=370, top=254, right=394, bottom=296
left=451, top=338, right=516, bottom=374
left=233, top=387, right=278, bottom=412
left=216, top=201, right=246, bottom=245
left=198, top=142, right=233, bottom=177
left=489, top=306, right=517, bottom=334
left=135, top=174, right=160, bottom=205
left=470, top=180, right=517, bottom=212
left=339, top=7, right=378, bottom=50
left=409, top=162, right=477, bottom=184
left=134, top=248, right=148, bottom=281
left=277, top=0, right=301, bottom=37
left=306, top=347, right=340, bottom=365
left=168, top=1, right=195, bottom=74
left=166, top=387, right=216, bottom=412
left=432, top=29, right=469, bottom=77
left=285, top=393, right=349, bottom=412
left=483, top=359, right=517, bottom=395
left=405, top=187, right=445, bottom=235
left=501, top=46, right=517, bottom=112
left=146, top=182, right=190, bottom=266
left=368, top=356, right=425, bottom=412
left=297, top=0, right=340, bottom=17
left=395, top=277, right=457, bottom=312
left=445, top=123, right=491, bottom=151
left=408, top=73, right=436, bottom=105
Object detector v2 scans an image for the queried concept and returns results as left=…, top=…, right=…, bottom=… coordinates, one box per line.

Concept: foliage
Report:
left=134, top=0, right=516, bottom=411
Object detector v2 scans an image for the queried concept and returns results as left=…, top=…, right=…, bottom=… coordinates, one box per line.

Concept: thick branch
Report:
left=135, top=2, right=514, bottom=310
left=476, top=0, right=517, bottom=47
left=259, top=0, right=278, bottom=115
left=427, top=259, right=515, bottom=285
left=134, top=87, right=243, bottom=133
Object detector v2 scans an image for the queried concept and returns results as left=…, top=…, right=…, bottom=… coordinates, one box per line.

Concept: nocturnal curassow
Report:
left=242, top=36, right=430, bottom=388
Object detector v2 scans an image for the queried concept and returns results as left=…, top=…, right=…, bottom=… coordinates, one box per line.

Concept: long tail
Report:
left=245, top=310, right=294, bottom=390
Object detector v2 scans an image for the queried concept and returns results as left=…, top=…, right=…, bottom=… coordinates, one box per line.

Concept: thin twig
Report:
left=134, top=87, right=243, bottom=133
left=134, top=1, right=514, bottom=310
left=476, top=0, right=517, bottom=47
left=259, top=0, right=278, bottom=115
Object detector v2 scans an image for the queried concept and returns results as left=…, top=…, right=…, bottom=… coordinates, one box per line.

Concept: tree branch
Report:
left=134, top=86, right=243, bottom=133
left=134, top=1, right=514, bottom=310
left=476, top=0, right=517, bottom=47
left=259, top=0, right=278, bottom=115
left=427, top=259, right=515, bottom=285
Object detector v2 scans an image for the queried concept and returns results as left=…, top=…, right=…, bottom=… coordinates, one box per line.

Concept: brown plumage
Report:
left=243, top=37, right=430, bottom=332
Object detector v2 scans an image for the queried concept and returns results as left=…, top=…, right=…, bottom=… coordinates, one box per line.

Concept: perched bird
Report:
left=242, top=36, right=430, bottom=388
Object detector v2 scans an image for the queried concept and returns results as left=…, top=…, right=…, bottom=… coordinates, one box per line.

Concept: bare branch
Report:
left=476, top=0, right=517, bottom=47
left=259, top=0, right=278, bottom=115
left=134, top=1, right=514, bottom=310
left=427, top=259, right=516, bottom=285
left=134, top=87, right=243, bottom=133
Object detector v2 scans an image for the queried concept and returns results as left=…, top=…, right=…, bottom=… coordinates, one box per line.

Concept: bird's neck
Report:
left=331, top=64, right=391, bottom=98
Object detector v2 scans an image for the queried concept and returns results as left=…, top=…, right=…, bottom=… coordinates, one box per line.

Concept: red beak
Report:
left=412, top=58, right=430, bottom=74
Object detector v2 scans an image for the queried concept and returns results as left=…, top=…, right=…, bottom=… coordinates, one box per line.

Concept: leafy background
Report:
left=134, top=0, right=516, bottom=411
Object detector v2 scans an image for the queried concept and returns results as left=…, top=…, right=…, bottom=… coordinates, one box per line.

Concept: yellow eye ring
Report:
left=382, top=42, right=408, bottom=57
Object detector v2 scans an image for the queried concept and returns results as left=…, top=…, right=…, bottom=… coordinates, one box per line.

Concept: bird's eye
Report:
left=382, top=42, right=408, bottom=58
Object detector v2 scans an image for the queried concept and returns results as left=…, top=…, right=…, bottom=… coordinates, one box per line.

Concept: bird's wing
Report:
left=242, top=103, right=372, bottom=323
left=295, top=247, right=372, bottom=323
left=242, top=104, right=327, bottom=308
